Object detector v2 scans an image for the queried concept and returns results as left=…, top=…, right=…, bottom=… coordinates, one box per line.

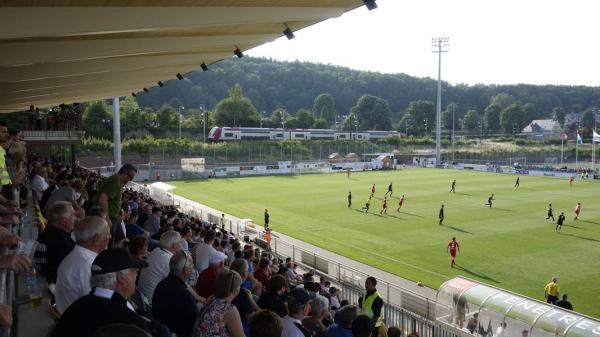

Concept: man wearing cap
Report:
left=152, top=251, right=199, bottom=337
left=49, top=247, right=168, bottom=337
left=282, top=288, right=312, bottom=337
left=55, top=216, right=111, bottom=313
left=358, top=277, right=384, bottom=337
left=195, top=249, right=227, bottom=298
left=138, top=231, right=181, bottom=302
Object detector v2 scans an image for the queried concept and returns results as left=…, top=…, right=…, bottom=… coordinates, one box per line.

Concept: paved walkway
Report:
left=171, top=192, right=438, bottom=303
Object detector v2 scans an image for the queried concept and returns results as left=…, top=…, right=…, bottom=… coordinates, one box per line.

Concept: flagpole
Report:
left=575, top=132, right=579, bottom=169
left=560, top=133, right=564, bottom=168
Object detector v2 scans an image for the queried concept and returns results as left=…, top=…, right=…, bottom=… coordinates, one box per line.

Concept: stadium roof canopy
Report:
left=0, top=0, right=365, bottom=113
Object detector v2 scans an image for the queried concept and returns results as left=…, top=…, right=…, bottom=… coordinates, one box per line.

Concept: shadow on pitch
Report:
left=454, top=264, right=500, bottom=283
left=398, top=211, right=424, bottom=218
left=561, top=224, right=581, bottom=229
left=442, top=224, right=474, bottom=235
left=351, top=209, right=384, bottom=217
left=561, top=233, right=600, bottom=242
left=454, top=192, right=475, bottom=197
left=580, top=220, right=600, bottom=225
left=388, top=214, right=406, bottom=220
left=491, top=207, right=513, bottom=212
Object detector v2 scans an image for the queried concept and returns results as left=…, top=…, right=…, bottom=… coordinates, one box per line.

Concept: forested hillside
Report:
left=135, top=57, right=600, bottom=123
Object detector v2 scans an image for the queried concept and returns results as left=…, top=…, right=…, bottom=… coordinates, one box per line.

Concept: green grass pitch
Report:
left=169, top=169, right=600, bottom=317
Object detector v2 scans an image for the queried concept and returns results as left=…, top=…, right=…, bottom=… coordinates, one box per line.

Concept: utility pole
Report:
left=178, top=105, right=184, bottom=139
left=451, top=105, right=455, bottom=162
left=199, top=104, right=206, bottom=143
left=432, top=37, right=449, bottom=165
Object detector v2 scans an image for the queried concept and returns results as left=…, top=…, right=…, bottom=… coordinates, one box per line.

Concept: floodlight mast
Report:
left=432, top=37, right=449, bottom=165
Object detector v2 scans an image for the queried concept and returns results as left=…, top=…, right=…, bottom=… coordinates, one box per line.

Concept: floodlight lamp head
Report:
left=363, top=0, right=377, bottom=10
left=158, top=81, right=164, bottom=87
left=201, top=62, right=208, bottom=71
left=143, top=87, right=149, bottom=93
left=283, top=26, right=295, bottom=40
left=234, top=47, right=244, bottom=58
left=176, top=73, right=184, bottom=80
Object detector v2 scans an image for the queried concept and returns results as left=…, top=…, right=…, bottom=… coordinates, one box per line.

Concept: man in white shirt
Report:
left=31, top=165, right=48, bottom=200
left=282, top=288, right=311, bottom=337
left=192, top=229, right=216, bottom=273
left=55, top=216, right=111, bottom=313
left=137, top=231, right=182, bottom=302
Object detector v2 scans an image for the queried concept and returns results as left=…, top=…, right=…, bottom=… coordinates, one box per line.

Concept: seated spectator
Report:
left=257, top=274, right=288, bottom=317
left=34, top=201, right=76, bottom=284
left=253, top=257, right=271, bottom=289
left=387, top=327, right=402, bottom=337
left=43, top=177, right=85, bottom=219
left=329, top=287, right=341, bottom=311
left=303, top=295, right=330, bottom=337
left=230, top=258, right=260, bottom=335
left=326, top=305, right=359, bottom=337
left=143, top=207, right=162, bottom=237
left=55, top=216, right=111, bottom=313
left=286, top=262, right=302, bottom=286
left=351, top=315, right=374, bottom=337
left=152, top=251, right=198, bottom=337
left=193, top=229, right=217, bottom=273
left=126, top=235, right=150, bottom=315
left=195, top=250, right=227, bottom=298
left=466, top=313, right=478, bottom=334
left=193, top=270, right=245, bottom=337
left=137, top=204, right=152, bottom=228
left=250, top=310, right=283, bottom=337
left=31, top=165, right=49, bottom=200
left=49, top=248, right=168, bottom=337
left=126, top=213, right=147, bottom=238
left=138, top=231, right=181, bottom=302
left=282, top=288, right=311, bottom=337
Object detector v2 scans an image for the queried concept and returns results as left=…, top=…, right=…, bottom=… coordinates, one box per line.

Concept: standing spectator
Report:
left=230, top=258, right=260, bottom=335
left=34, top=201, right=76, bottom=284
left=250, top=310, right=283, bottom=337
left=257, top=274, right=288, bottom=317
left=138, top=231, right=181, bottom=302
left=0, top=121, right=13, bottom=187
left=193, top=270, right=245, bottom=337
left=358, top=277, right=384, bottom=336
left=302, top=295, right=330, bottom=337
left=195, top=250, right=227, bottom=298
left=152, top=251, right=198, bottom=337
left=329, top=287, right=341, bottom=311
left=282, top=288, right=311, bottom=337
left=31, top=165, right=49, bottom=200
left=326, top=305, right=359, bottom=337
left=94, top=164, right=137, bottom=243
left=555, top=294, right=573, bottom=310
left=544, top=277, right=560, bottom=304
left=49, top=248, right=165, bottom=337
left=193, top=230, right=217, bottom=273
left=55, top=216, right=111, bottom=313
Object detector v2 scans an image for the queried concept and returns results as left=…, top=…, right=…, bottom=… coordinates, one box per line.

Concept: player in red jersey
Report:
left=574, top=202, right=581, bottom=220
left=447, top=237, right=460, bottom=267
left=347, top=168, right=351, bottom=179
left=380, top=197, right=388, bottom=215
left=396, top=195, right=405, bottom=212
left=569, top=176, right=574, bottom=187
left=370, top=184, right=376, bottom=198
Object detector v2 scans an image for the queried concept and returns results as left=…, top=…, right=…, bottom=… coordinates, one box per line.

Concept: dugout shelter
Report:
left=436, top=277, right=600, bottom=337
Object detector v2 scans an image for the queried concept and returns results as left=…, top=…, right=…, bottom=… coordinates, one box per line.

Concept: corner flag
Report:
left=577, top=132, right=583, bottom=144
left=593, top=130, right=600, bottom=143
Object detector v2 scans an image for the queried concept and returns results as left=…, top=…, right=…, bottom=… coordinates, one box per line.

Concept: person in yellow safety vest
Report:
left=359, top=276, right=384, bottom=336
left=0, top=122, right=12, bottom=186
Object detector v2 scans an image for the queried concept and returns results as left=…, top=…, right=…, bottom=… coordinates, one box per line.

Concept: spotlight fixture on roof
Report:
left=176, top=73, right=184, bottom=80
left=158, top=81, right=164, bottom=87
left=283, top=26, right=295, bottom=40
left=131, top=92, right=137, bottom=98
left=363, top=0, right=377, bottom=10
left=234, top=47, right=244, bottom=58
left=201, top=62, right=208, bottom=71
left=143, top=87, right=149, bottom=93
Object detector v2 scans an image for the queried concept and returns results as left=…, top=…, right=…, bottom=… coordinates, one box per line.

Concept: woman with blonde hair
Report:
left=194, top=269, right=245, bottom=337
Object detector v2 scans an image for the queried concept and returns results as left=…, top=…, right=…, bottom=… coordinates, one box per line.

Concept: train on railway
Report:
left=208, top=127, right=399, bottom=142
